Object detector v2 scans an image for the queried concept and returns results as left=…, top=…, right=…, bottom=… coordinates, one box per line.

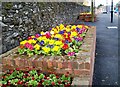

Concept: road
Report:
left=75, top=13, right=118, bottom=86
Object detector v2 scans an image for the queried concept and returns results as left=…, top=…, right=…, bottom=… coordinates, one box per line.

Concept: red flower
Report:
left=58, top=81, right=62, bottom=84
left=45, top=32, right=51, bottom=38
left=16, top=68, right=20, bottom=71
left=17, top=80, right=23, bottom=85
left=35, top=34, right=40, bottom=38
left=20, top=45, right=24, bottom=49
left=24, top=43, right=34, bottom=50
left=51, top=82, right=55, bottom=86
left=62, top=44, right=69, bottom=50
left=9, top=70, right=14, bottom=74
left=28, top=36, right=32, bottom=40
left=66, top=38, right=72, bottom=42
left=7, top=82, right=11, bottom=86
left=32, top=77, right=35, bottom=80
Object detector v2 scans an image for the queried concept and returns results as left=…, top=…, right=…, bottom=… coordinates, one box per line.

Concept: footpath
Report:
left=75, top=13, right=118, bottom=86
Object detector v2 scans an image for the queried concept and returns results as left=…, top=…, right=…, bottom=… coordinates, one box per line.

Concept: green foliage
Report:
left=1, top=69, right=72, bottom=86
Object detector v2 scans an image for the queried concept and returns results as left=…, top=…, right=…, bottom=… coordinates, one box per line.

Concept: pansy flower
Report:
left=20, top=40, right=28, bottom=45
left=51, top=46, right=60, bottom=52
left=68, top=52, right=75, bottom=56
left=59, top=31, right=64, bottom=34
left=40, top=40, right=44, bottom=46
left=71, top=31, right=78, bottom=37
left=62, top=44, right=69, bottom=50
left=59, top=24, right=64, bottom=30
left=28, top=39, right=36, bottom=44
left=77, top=25, right=83, bottom=29
left=35, top=34, right=41, bottom=38
left=54, top=38, right=59, bottom=41
left=76, top=27, right=80, bottom=32
left=49, top=40, right=55, bottom=45
left=47, top=45, right=54, bottom=48
left=42, top=47, right=50, bottom=53
left=54, top=41, right=63, bottom=46
left=24, top=43, right=34, bottom=50
left=34, top=44, right=40, bottom=50
left=54, top=34, right=63, bottom=40
left=28, top=36, right=32, bottom=40
left=45, top=32, right=51, bottom=38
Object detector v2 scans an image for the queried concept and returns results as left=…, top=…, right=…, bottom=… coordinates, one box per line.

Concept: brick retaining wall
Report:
left=1, top=26, right=96, bottom=86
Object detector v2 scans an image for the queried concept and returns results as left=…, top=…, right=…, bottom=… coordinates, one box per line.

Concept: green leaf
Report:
left=74, top=49, right=79, bottom=53
left=65, top=49, right=69, bottom=54
left=18, top=48, right=25, bottom=54
left=39, top=73, right=44, bottom=79
left=2, top=81, right=7, bottom=85
left=29, top=70, right=37, bottom=75
left=28, top=80, right=38, bottom=86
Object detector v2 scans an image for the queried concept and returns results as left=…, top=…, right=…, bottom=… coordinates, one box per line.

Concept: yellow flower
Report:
left=31, top=36, right=35, bottom=38
left=51, top=34, right=55, bottom=38
left=60, top=24, right=64, bottom=30
left=52, top=46, right=60, bottom=52
left=60, top=44, right=64, bottom=48
left=77, top=25, right=83, bottom=29
left=53, top=28, right=59, bottom=34
left=37, top=36, right=47, bottom=41
left=44, top=39, right=49, bottom=44
left=71, top=25, right=76, bottom=29
left=66, top=25, right=71, bottom=28
left=20, top=40, right=28, bottom=45
left=66, top=28, right=71, bottom=32
left=42, top=47, right=50, bottom=53
left=71, top=31, right=78, bottom=37
left=41, top=31, right=45, bottom=35
left=49, top=40, right=55, bottom=45
left=85, top=25, right=89, bottom=29
left=64, top=33, right=68, bottom=38
left=56, top=26, right=59, bottom=30
left=54, top=41, right=63, bottom=45
left=34, top=44, right=40, bottom=50
left=54, top=34, right=63, bottom=39
left=28, top=40, right=36, bottom=44
left=50, top=30, right=55, bottom=35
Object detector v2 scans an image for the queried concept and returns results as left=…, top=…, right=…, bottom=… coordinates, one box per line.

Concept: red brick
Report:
left=79, top=62, right=85, bottom=69
left=58, top=62, right=63, bottom=69
left=74, top=69, right=90, bottom=76
left=3, top=57, right=13, bottom=66
left=47, top=60, right=53, bottom=68
left=62, top=61, right=68, bottom=69
left=24, top=59, right=33, bottom=68
left=55, top=69, right=73, bottom=75
left=42, top=60, right=48, bottom=70
left=52, top=60, right=58, bottom=68
left=68, top=61, right=72, bottom=69
left=72, top=62, right=78, bottom=69
left=14, top=58, right=25, bottom=67
left=85, top=62, right=90, bottom=70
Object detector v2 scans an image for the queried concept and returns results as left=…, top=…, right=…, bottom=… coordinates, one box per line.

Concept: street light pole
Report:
left=111, top=0, right=113, bottom=23
left=91, top=0, right=94, bottom=22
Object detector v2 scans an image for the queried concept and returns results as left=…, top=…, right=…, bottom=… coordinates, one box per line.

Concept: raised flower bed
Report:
left=79, top=12, right=97, bottom=22
left=1, top=24, right=96, bottom=86
left=1, top=69, right=72, bottom=87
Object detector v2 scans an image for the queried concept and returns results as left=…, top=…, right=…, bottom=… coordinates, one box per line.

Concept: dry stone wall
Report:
left=1, top=2, right=90, bottom=54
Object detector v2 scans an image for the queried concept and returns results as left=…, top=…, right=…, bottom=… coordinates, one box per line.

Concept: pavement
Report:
left=75, top=13, right=118, bottom=86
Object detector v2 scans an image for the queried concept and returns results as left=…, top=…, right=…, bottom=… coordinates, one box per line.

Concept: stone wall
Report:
left=1, top=2, right=90, bottom=54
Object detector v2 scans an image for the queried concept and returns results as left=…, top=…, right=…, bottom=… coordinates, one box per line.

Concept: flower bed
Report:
left=1, top=25, right=96, bottom=86
left=79, top=12, right=97, bottom=22
left=0, top=68, right=72, bottom=87
left=18, top=24, right=88, bottom=58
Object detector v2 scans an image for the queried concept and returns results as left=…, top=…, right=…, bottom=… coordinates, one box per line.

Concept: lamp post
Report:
left=111, top=0, right=113, bottom=23
left=91, top=0, right=94, bottom=22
